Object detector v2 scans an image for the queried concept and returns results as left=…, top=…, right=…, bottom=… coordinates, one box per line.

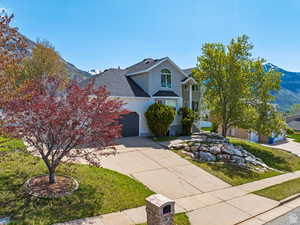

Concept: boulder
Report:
left=194, top=151, right=216, bottom=162
left=209, top=145, right=222, bottom=154
left=216, top=154, right=231, bottom=161
left=231, top=156, right=245, bottom=165
left=190, top=146, right=199, bottom=151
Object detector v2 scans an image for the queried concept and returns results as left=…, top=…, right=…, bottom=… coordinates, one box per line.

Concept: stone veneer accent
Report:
left=146, top=194, right=175, bottom=225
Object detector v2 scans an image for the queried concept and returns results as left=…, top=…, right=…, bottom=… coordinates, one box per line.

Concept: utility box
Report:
left=146, top=194, right=175, bottom=225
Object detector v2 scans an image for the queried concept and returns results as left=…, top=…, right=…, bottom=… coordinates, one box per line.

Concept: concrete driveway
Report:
left=101, top=137, right=280, bottom=225
left=263, top=138, right=300, bottom=157
left=102, top=137, right=230, bottom=200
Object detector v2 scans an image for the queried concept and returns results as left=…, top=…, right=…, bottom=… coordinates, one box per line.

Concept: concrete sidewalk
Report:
left=263, top=138, right=300, bottom=157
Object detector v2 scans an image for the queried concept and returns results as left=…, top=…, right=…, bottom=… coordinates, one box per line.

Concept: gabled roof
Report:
left=126, top=57, right=188, bottom=78
left=126, top=58, right=167, bottom=75
left=153, top=90, right=179, bottom=97
left=80, top=68, right=149, bottom=98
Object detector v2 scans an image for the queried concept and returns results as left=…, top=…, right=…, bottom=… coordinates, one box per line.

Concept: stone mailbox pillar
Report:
left=146, top=194, right=175, bottom=225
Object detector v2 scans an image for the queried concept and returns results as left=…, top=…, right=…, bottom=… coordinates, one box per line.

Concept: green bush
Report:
left=145, top=103, right=176, bottom=137
left=287, top=127, right=295, bottom=135
left=179, top=107, right=199, bottom=135
left=211, top=122, right=218, bottom=133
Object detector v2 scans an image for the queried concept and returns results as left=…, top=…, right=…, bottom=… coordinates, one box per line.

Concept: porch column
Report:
left=189, top=84, right=192, bottom=109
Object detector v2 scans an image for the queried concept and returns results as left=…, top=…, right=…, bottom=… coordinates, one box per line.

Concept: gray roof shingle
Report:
left=126, top=58, right=167, bottom=75
left=80, top=68, right=149, bottom=97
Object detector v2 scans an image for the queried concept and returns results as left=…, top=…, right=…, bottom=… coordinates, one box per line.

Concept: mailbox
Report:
left=146, top=194, right=175, bottom=225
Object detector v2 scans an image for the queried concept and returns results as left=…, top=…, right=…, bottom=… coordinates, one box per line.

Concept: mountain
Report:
left=264, top=63, right=300, bottom=111
left=24, top=36, right=92, bottom=82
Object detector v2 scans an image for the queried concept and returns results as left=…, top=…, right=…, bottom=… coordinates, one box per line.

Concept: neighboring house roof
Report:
left=286, top=112, right=300, bottom=131
left=286, top=114, right=300, bottom=123
left=153, top=90, right=179, bottom=97
left=287, top=118, right=300, bottom=131
left=80, top=68, right=149, bottom=98
left=183, top=67, right=197, bottom=76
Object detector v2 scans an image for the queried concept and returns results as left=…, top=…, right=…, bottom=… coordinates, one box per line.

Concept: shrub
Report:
left=145, top=103, right=176, bottom=137
left=211, top=122, right=219, bottom=133
left=179, top=107, right=199, bottom=135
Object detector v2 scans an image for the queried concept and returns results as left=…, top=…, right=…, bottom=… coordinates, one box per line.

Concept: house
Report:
left=286, top=111, right=300, bottom=132
left=81, top=57, right=200, bottom=137
left=218, top=127, right=286, bottom=144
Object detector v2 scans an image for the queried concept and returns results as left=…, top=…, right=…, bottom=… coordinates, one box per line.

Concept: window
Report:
left=192, top=84, right=200, bottom=91
left=161, top=69, right=171, bottom=88
left=192, top=101, right=199, bottom=112
left=165, top=99, right=177, bottom=109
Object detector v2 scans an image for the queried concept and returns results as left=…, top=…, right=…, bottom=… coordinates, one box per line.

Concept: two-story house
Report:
left=81, top=57, right=200, bottom=137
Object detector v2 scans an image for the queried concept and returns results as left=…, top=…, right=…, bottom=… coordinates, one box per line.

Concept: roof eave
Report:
left=126, top=57, right=189, bottom=78
left=182, top=77, right=197, bottom=85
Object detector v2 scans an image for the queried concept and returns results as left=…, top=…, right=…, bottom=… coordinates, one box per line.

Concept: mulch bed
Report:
left=24, top=175, right=78, bottom=198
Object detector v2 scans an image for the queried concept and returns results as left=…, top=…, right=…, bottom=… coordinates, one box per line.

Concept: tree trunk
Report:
left=222, top=125, right=227, bottom=137
left=49, top=168, right=56, bottom=184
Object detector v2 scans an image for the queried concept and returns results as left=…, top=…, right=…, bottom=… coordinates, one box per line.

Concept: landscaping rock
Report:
left=194, top=151, right=216, bottom=162
left=169, top=131, right=271, bottom=171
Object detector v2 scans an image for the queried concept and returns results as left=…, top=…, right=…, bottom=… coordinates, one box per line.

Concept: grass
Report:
left=173, top=137, right=300, bottom=186
left=0, top=137, right=154, bottom=225
left=230, top=138, right=300, bottom=172
left=137, top=213, right=191, bottom=225
left=254, top=177, right=300, bottom=201
left=175, top=150, right=280, bottom=186
left=287, top=133, right=300, bottom=143
left=201, top=127, right=212, bottom=132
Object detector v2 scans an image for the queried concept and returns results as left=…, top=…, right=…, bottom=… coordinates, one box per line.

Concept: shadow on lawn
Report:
left=0, top=172, right=104, bottom=225
left=234, top=142, right=292, bottom=172
left=206, top=163, right=263, bottom=179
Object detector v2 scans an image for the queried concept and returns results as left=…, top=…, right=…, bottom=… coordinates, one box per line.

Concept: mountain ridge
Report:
left=23, top=36, right=92, bottom=82
left=265, top=63, right=300, bottom=111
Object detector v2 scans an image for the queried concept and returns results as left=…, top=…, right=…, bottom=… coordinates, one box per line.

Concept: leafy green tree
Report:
left=195, top=35, right=285, bottom=137
left=20, top=40, right=67, bottom=84
left=145, top=103, right=176, bottom=137
left=249, top=59, right=286, bottom=136
left=195, top=35, right=254, bottom=136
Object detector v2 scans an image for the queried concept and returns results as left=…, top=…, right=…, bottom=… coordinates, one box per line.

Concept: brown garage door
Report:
left=119, top=112, right=139, bottom=137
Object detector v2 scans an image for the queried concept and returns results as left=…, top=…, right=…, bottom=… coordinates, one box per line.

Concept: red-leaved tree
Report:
left=3, top=77, right=127, bottom=184
left=0, top=11, right=28, bottom=104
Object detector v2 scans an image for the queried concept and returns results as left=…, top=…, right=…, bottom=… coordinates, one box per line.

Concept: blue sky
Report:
left=1, top=0, right=300, bottom=72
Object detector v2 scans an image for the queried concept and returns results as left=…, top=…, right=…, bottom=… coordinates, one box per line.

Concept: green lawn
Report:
left=173, top=138, right=300, bottom=186
left=0, top=137, right=154, bottom=225
left=287, top=133, right=300, bottom=143
left=201, top=127, right=212, bottom=132
left=254, top=177, right=300, bottom=201
left=137, top=213, right=191, bottom=225
left=230, top=138, right=300, bottom=172
left=175, top=150, right=280, bottom=186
